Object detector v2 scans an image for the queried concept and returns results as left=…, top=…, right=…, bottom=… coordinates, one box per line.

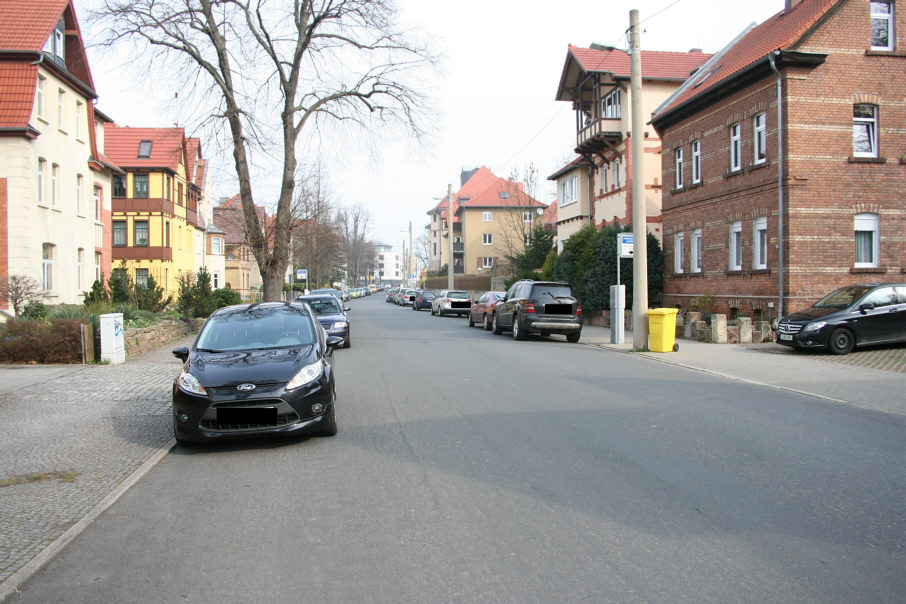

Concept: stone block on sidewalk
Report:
left=684, top=312, right=702, bottom=339
left=727, top=326, right=740, bottom=344
left=753, top=321, right=773, bottom=343
left=738, top=317, right=753, bottom=343
left=693, top=321, right=710, bottom=342
left=711, top=314, right=728, bottom=343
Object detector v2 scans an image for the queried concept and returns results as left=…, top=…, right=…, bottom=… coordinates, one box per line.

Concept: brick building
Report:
left=651, top=0, right=905, bottom=321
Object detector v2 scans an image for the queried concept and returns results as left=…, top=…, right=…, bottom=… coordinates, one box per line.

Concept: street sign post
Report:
left=616, top=233, right=634, bottom=288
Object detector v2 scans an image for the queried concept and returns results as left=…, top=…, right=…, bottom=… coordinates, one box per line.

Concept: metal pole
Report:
left=629, top=9, right=649, bottom=349
left=447, top=183, right=454, bottom=291
left=409, top=221, right=414, bottom=286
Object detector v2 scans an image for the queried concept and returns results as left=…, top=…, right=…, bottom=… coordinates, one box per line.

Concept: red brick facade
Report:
left=653, top=0, right=905, bottom=321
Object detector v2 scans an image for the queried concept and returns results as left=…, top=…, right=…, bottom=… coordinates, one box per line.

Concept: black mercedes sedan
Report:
left=776, top=283, right=906, bottom=354
left=171, top=302, right=342, bottom=445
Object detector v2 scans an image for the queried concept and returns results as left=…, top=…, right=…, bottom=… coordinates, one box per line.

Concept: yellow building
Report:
left=105, top=126, right=204, bottom=296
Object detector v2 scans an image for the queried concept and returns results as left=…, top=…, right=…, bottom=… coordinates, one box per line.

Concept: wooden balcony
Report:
left=576, top=117, right=623, bottom=155
left=112, top=197, right=175, bottom=216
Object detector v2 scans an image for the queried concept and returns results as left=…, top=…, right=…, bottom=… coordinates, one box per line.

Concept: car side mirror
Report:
left=172, top=347, right=189, bottom=362
left=343, top=307, right=351, bottom=312
left=326, top=336, right=344, bottom=348
left=859, top=302, right=875, bottom=313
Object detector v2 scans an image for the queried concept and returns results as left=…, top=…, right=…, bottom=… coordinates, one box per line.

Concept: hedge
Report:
left=0, top=319, right=85, bottom=364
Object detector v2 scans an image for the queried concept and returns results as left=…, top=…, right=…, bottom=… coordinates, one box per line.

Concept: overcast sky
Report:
left=81, top=0, right=782, bottom=253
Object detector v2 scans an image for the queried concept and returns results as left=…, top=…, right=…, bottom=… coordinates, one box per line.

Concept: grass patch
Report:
left=0, top=470, right=80, bottom=487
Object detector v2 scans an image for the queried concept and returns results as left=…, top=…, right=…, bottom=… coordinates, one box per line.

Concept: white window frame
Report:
left=601, top=164, right=608, bottom=192
left=212, top=236, right=223, bottom=255
left=871, top=1, right=894, bottom=50
left=37, top=158, right=45, bottom=203
left=613, top=159, right=621, bottom=189
left=482, top=257, right=493, bottom=268
left=853, top=104, right=878, bottom=157
left=753, top=217, right=768, bottom=270
left=729, top=221, right=742, bottom=271
left=54, top=28, right=65, bottom=61
left=674, top=232, right=684, bottom=273
left=753, top=113, right=766, bottom=164
left=95, top=251, right=102, bottom=284
left=94, top=186, right=102, bottom=221
left=75, top=100, right=83, bottom=139
left=76, top=174, right=83, bottom=214
left=674, top=147, right=684, bottom=189
left=601, top=89, right=621, bottom=119
left=691, top=140, right=701, bottom=184
left=854, top=213, right=880, bottom=268
left=42, top=243, right=54, bottom=292
left=36, top=76, right=45, bottom=119
left=482, top=211, right=493, bottom=222
left=213, top=272, right=220, bottom=289
left=730, top=123, right=741, bottom=172
left=51, top=163, right=59, bottom=207
left=482, top=233, right=493, bottom=245
left=692, top=228, right=702, bottom=273
left=523, top=211, right=533, bottom=223
left=57, top=89, right=65, bottom=129
left=77, top=248, right=84, bottom=291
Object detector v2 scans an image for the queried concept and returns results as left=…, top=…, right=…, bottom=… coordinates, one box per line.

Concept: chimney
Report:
left=785, top=0, right=802, bottom=9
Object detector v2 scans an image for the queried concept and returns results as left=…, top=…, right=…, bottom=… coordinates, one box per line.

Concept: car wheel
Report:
left=173, top=418, right=194, bottom=448
left=343, top=332, right=351, bottom=349
left=318, top=392, right=338, bottom=437
left=467, top=313, right=475, bottom=327
left=512, top=315, right=525, bottom=340
left=438, top=310, right=445, bottom=317
left=492, top=313, right=503, bottom=335
left=483, top=314, right=491, bottom=331
left=828, top=327, right=854, bottom=355
left=566, top=331, right=581, bottom=343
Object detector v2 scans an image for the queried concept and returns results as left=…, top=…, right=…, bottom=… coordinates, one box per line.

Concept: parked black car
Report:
left=492, top=280, right=583, bottom=342
left=776, top=283, right=906, bottom=354
left=413, top=290, right=437, bottom=311
left=296, top=294, right=351, bottom=348
left=171, top=302, right=341, bottom=445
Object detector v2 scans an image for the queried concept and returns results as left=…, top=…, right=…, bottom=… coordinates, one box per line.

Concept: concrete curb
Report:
left=0, top=440, right=175, bottom=603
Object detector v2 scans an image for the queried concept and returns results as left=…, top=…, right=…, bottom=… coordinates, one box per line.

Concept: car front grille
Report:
left=200, top=399, right=300, bottom=431
left=777, top=322, right=803, bottom=335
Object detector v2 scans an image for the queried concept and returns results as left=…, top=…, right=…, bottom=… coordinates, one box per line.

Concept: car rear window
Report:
left=305, top=297, right=342, bottom=314
left=447, top=291, right=469, bottom=299
left=531, top=285, right=575, bottom=300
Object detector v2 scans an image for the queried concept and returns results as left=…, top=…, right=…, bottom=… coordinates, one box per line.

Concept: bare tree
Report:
left=336, top=205, right=374, bottom=286
left=92, top=0, right=434, bottom=300
left=291, top=170, right=343, bottom=288
left=0, top=275, right=42, bottom=316
left=414, top=227, right=430, bottom=276
left=495, top=164, right=545, bottom=270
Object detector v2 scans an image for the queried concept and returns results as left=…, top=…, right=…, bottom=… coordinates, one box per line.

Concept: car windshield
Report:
left=304, top=297, right=342, bottom=314
left=533, top=285, right=575, bottom=300
left=813, top=285, right=875, bottom=309
left=196, top=306, right=316, bottom=351
left=448, top=291, right=469, bottom=299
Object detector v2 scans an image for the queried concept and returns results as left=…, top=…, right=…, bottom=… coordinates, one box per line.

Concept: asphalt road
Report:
left=15, top=295, right=906, bottom=603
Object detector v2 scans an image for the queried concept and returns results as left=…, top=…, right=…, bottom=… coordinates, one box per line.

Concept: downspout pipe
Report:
left=768, top=50, right=785, bottom=320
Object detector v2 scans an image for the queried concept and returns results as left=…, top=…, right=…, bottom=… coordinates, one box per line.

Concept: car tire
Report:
left=343, top=332, right=351, bottom=348
left=438, top=310, right=445, bottom=317
left=318, top=391, right=338, bottom=437
left=467, top=313, right=475, bottom=327
left=566, top=331, right=581, bottom=343
left=483, top=314, right=492, bottom=331
left=828, top=327, right=854, bottom=355
left=492, top=313, right=503, bottom=335
left=512, top=315, right=525, bottom=340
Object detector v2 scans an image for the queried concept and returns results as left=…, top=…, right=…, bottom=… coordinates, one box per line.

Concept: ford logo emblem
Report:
left=236, top=383, right=256, bottom=392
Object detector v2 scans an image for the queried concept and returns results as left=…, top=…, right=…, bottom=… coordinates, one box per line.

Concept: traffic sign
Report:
left=618, top=233, right=634, bottom=258
left=296, top=269, right=308, bottom=280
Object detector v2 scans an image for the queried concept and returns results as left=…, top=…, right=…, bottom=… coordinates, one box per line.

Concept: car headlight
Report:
left=802, top=320, right=826, bottom=334
left=285, top=359, right=324, bottom=391
left=330, top=321, right=348, bottom=330
left=177, top=371, right=207, bottom=396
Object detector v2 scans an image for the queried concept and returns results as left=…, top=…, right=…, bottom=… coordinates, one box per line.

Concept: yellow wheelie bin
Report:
left=646, top=308, right=679, bottom=352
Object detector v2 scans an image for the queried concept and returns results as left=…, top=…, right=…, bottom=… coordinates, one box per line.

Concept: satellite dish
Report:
left=536, top=207, right=544, bottom=215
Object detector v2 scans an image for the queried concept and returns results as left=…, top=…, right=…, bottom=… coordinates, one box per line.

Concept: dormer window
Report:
left=44, top=20, right=65, bottom=66
left=138, top=140, right=152, bottom=158
left=498, top=191, right=510, bottom=199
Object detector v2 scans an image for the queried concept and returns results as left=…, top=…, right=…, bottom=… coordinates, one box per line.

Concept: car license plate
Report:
left=217, top=407, right=277, bottom=425
left=780, top=334, right=793, bottom=341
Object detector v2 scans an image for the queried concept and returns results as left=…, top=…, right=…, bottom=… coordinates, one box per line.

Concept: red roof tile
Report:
left=566, top=45, right=712, bottom=81
left=655, top=0, right=841, bottom=118
left=0, top=0, right=70, bottom=51
left=454, top=166, right=546, bottom=213
left=0, top=63, right=38, bottom=128
left=104, top=125, right=187, bottom=171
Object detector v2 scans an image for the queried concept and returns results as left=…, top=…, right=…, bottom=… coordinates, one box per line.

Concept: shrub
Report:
left=212, top=288, right=242, bottom=309
left=83, top=279, right=110, bottom=306
left=0, top=319, right=84, bottom=363
left=133, top=274, right=172, bottom=312
left=20, top=301, right=48, bottom=320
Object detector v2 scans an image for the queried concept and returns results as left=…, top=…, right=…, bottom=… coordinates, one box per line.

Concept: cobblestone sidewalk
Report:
left=0, top=336, right=192, bottom=587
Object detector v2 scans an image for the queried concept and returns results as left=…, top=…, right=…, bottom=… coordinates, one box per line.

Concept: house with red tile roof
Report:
left=552, top=45, right=711, bottom=250
left=212, top=195, right=264, bottom=299
left=650, top=0, right=905, bottom=320
left=104, top=125, right=208, bottom=297
left=427, top=166, right=547, bottom=276
left=0, top=0, right=121, bottom=310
